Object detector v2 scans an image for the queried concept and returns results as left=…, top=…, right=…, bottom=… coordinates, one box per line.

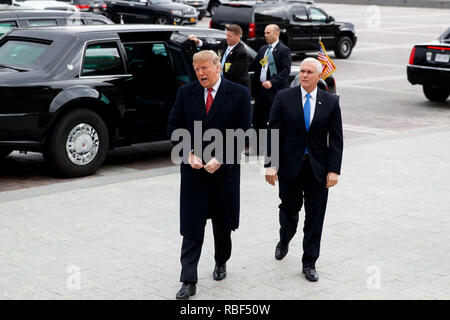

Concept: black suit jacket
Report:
left=201, top=40, right=250, bottom=88
left=265, top=87, right=343, bottom=182
left=167, top=78, right=251, bottom=239
left=249, top=41, right=291, bottom=96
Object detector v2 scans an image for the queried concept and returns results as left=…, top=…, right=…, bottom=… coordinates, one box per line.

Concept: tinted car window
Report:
left=0, top=21, right=18, bottom=27
left=0, top=21, right=17, bottom=37
left=82, top=42, right=125, bottom=76
left=67, top=19, right=85, bottom=25
left=28, top=20, right=59, bottom=27
left=91, top=19, right=108, bottom=25
left=309, top=8, right=327, bottom=22
left=0, top=40, right=49, bottom=67
left=292, top=6, right=307, bottom=21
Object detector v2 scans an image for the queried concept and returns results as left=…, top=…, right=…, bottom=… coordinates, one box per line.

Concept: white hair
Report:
left=300, top=57, right=323, bottom=74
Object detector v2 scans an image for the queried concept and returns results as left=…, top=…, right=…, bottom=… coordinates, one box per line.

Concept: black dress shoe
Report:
left=303, top=267, right=319, bottom=282
left=176, top=282, right=196, bottom=300
left=213, top=264, right=227, bottom=281
left=275, top=242, right=289, bottom=260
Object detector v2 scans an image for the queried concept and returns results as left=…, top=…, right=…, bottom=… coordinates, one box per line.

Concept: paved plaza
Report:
left=1, top=125, right=449, bottom=300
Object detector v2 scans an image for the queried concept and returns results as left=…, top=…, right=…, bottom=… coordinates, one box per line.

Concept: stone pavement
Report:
left=1, top=125, right=450, bottom=300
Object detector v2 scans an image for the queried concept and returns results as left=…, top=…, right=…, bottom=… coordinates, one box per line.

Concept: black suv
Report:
left=0, top=9, right=112, bottom=37
left=103, top=0, right=198, bottom=25
left=211, top=0, right=357, bottom=58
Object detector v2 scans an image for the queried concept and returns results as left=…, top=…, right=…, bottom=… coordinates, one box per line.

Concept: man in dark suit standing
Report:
left=188, top=24, right=249, bottom=88
left=265, top=58, right=343, bottom=282
left=167, top=50, right=251, bottom=299
left=249, top=24, right=291, bottom=155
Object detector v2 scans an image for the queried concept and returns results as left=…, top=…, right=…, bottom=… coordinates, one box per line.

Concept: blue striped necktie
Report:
left=304, top=93, right=311, bottom=154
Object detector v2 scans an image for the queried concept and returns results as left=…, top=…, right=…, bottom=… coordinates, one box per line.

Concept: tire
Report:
left=423, top=85, right=450, bottom=103
left=198, top=12, right=205, bottom=21
left=45, top=109, right=109, bottom=178
left=0, top=147, right=13, bottom=158
left=334, top=36, right=353, bottom=59
left=154, top=15, right=168, bottom=25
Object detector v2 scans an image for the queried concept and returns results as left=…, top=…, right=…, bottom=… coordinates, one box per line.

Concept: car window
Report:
left=0, top=21, right=17, bottom=37
left=309, top=8, right=327, bottom=22
left=67, top=18, right=85, bottom=25
left=292, top=6, right=308, bottom=21
left=27, top=19, right=59, bottom=27
left=82, top=42, right=125, bottom=76
left=0, top=40, right=49, bottom=67
left=91, top=19, right=108, bottom=25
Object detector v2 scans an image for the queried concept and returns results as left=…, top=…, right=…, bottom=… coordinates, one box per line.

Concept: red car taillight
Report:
left=409, top=46, right=416, bottom=64
left=76, top=4, right=90, bottom=10
left=102, top=4, right=107, bottom=9
left=209, top=19, right=212, bottom=28
left=248, top=22, right=256, bottom=39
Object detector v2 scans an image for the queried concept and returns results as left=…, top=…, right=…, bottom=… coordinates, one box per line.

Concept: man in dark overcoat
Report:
left=167, top=50, right=251, bottom=299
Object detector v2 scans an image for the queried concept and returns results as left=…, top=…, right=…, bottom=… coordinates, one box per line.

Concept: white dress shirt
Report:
left=204, top=76, right=222, bottom=104
left=301, top=86, right=318, bottom=127
left=260, top=40, right=279, bottom=83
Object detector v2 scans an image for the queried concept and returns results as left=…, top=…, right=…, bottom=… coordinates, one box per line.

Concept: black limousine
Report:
left=0, top=24, right=336, bottom=177
left=407, top=27, right=450, bottom=103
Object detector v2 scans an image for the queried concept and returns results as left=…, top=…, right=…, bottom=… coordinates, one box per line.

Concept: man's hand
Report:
left=204, top=157, right=222, bottom=174
left=189, top=152, right=204, bottom=169
left=188, top=34, right=200, bottom=45
left=265, top=167, right=278, bottom=186
left=326, top=172, right=339, bottom=188
left=262, top=81, right=272, bottom=89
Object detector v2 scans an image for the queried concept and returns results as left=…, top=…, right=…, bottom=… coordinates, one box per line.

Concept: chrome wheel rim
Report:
left=341, top=41, right=350, bottom=56
left=66, top=123, right=99, bottom=165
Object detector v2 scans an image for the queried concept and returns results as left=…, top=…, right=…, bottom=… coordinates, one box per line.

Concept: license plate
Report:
left=190, top=17, right=196, bottom=22
left=93, top=8, right=100, bottom=12
left=435, top=53, right=450, bottom=63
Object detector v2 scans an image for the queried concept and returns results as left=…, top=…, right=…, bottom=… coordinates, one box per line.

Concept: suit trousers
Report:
left=179, top=185, right=232, bottom=283
left=278, top=158, right=329, bottom=268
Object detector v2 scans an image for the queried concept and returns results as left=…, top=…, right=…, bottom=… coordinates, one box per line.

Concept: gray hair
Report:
left=300, top=57, right=323, bottom=74
left=193, top=50, right=220, bottom=66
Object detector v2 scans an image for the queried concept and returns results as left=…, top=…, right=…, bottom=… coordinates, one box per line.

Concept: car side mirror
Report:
left=327, top=16, right=335, bottom=22
left=139, top=0, right=148, bottom=5
left=0, top=0, right=13, bottom=5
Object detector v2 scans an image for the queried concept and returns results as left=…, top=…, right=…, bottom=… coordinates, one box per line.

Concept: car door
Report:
left=308, top=7, right=336, bottom=49
left=122, top=41, right=177, bottom=139
left=289, top=5, right=313, bottom=51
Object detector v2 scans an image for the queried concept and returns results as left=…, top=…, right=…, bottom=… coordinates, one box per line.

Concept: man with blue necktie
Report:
left=249, top=24, right=291, bottom=156
left=264, top=58, right=343, bottom=282
left=188, top=24, right=249, bottom=88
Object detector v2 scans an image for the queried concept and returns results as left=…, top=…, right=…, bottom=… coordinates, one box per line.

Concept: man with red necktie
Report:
left=167, top=50, right=251, bottom=299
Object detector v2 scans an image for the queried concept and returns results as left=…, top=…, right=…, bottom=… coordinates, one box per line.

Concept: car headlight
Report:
left=171, top=9, right=183, bottom=16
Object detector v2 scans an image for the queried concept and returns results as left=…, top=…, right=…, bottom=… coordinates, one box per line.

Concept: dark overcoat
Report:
left=167, top=78, right=251, bottom=239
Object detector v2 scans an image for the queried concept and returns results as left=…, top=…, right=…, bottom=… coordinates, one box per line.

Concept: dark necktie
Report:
left=206, top=88, right=214, bottom=114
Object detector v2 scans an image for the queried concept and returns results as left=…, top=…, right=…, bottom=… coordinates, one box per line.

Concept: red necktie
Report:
left=205, top=88, right=214, bottom=114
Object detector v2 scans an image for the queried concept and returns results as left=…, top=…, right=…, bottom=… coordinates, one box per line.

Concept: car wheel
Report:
left=423, top=85, right=450, bottom=103
left=154, top=15, right=169, bottom=25
left=198, top=12, right=205, bottom=21
left=45, top=109, right=109, bottom=178
left=0, top=147, right=13, bottom=158
left=334, top=36, right=353, bottom=59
